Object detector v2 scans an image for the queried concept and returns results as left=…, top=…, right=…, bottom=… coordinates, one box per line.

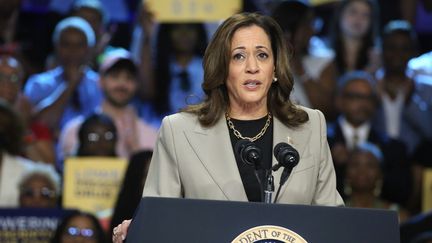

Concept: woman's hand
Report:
left=112, top=219, right=132, bottom=243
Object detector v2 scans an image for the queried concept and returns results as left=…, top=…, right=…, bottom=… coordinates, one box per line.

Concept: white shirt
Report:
left=0, top=153, right=35, bottom=207
left=382, top=91, right=406, bottom=139
left=58, top=106, right=158, bottom=163
left=339, top=117, right=371, bottom=150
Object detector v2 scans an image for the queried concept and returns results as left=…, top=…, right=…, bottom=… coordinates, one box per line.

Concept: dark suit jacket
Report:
left=327, top=118, right=412, bottom=204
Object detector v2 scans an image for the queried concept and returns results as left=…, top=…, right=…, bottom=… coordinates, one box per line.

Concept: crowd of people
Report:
left=1, top=0, right=432, bottom=242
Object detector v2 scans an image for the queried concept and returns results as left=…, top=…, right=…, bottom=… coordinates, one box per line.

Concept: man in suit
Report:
left=328, top=71, right=411, bottom=205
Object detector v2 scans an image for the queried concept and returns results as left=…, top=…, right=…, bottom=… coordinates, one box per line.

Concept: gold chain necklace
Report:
left=226, top=112, right=272, bottom=142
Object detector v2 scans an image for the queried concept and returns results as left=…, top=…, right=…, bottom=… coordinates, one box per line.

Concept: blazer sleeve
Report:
left=312, top=109, right=345, bottom=206
left=142, top=116, right=183, bottom=198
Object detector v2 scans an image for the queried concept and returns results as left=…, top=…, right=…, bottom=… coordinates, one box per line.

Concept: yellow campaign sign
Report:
left=309, top=0, right=340, bottom=6
left=63, top=157, right=127, bottom=218
left=423, top=169, right=432, bottom=212
left=146, top=0, right=242, bottom=22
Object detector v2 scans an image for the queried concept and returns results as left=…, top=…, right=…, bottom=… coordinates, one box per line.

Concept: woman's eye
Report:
left=233, top=53, right=245, bottom=60
left=258, top=52, right=269, bottom=59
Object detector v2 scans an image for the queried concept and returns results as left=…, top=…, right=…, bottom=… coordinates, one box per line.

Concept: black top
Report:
left=227, top=115, right=273, bottom=202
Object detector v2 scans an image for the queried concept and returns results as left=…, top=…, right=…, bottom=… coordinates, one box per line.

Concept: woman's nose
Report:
left=245, top=57, right=259, bottom=74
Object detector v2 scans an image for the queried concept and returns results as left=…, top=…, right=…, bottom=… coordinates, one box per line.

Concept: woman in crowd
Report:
left=272, top=0, right=338, bottom=120
left=344, top=142, right=410, bottom=221
left=76, top=113, right=118, bottom=157
left=329, top=0, right=381, bottom=76
left=112, top=12, right=343, bottom=242
left=18, top=163, right=61, bottom=208
left=51, top=211, right=108, bottom=243
left=135, top=5, right=209, bottom=127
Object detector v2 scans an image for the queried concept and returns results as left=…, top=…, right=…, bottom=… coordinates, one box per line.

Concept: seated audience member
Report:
left=51, top=210, right=108, bottom=243
left=134, top=5, right=209, bottom=128
left=328, top=71, right=411, bottom=205
left=70, top=0, right=114, bottom=70
left=344, top=142, right=410, bottom=222
left=75, top=113, right=117, bottom=157
left=0, top=55, right=56, bottom=164
left=109, top=150, right=152, bottom=235
left=24, top=16, right=102, bottom=136
left=18, top=163, right=61, bottom=208
left=328, top=0, right=381, bottom=77
left=0, top=101, right=36, bottom=207
left=58, top=49, right=157, bottom=165
left=373, top=20, right=432, bottom=156
left=272, top=0, right=338, bottom=120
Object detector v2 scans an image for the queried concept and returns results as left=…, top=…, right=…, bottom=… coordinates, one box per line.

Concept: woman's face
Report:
left=226, top=25, right=275, bottom=113
left=170, top=24, right=199, bottom=54
left=56, top=28, right=89, bottom=67
left=340, top=0, right=372, bottom=39
left=346, top=151, right=381, bottom=192
left=61, top=215, right=98, bottom=243
left=0, top=60, right=21, bottom=104
left=19, top=175, right=57, bottom=208
left=80, top=124, right=116, bottom=156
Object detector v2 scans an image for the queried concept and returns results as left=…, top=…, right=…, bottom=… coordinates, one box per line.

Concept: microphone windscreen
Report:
left=273, top=142, right=299, bottom=168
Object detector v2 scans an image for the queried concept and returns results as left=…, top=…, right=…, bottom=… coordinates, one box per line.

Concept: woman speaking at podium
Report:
left=113, top=12, right=343, bottom=243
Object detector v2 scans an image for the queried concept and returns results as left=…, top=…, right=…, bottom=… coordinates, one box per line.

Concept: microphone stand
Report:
left=263, top=170, right=274, bottom=204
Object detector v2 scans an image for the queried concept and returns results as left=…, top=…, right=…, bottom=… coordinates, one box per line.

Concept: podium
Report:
left=126, top=197, right=400, bottom=243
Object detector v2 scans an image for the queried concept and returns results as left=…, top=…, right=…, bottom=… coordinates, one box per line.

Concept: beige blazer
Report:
left=143, top=106, right=344, bottom=206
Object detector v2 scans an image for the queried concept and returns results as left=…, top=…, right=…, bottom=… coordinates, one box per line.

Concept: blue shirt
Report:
left=24, top=66, right=102, bottom=130
left=169, top=56, right=205, bottom=113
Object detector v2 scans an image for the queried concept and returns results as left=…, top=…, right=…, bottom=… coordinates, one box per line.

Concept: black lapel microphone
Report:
left=272, top=142, right=300, bottom=202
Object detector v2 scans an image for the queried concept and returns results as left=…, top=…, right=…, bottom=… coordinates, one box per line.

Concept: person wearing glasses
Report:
left=74, top=113, right=118, bottom=157
left=18, top=163, right=61, bottom=208
left=0, top=55, right=56, bottom=165
left=58, top=49, right=157, bottom=169
left=51, top=211, right=108, bottom=243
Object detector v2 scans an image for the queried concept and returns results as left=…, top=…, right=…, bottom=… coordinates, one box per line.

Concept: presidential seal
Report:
left=232, top=225, right=308, bottom=243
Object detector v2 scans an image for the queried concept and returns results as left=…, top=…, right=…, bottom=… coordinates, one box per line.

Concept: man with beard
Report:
left=327, top=71, right=411, bottom=207
left=57, top=49, right=157, bottom=169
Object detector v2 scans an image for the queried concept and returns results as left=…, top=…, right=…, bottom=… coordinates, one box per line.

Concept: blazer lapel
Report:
left=272, top=117, right=311, bottom=201
left=184, top=116, right=248, bottom=201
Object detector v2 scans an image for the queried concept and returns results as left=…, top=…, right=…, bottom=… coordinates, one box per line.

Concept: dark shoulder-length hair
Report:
left=0, top=100, right=24, bottom=155
left=329, top=0, right=380, bottom=74
left=271, top=0, right=313, bottom=54
left=153, top=23, right=208, bottom=115
left=184, top=12, right=308, bottom=127
left=50, top=211, right=108, bottom=243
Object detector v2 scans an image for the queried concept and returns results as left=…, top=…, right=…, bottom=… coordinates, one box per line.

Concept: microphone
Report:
left=272, top=142, right=300, bottom=202
left=234, top=139, right=265, bottom=202
left=235, top=139, right=262, bottom=170
left=272, top=142, right=300, bottom=173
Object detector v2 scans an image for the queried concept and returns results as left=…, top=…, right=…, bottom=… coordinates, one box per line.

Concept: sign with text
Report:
left=63, top=157, right=127, bottom=223
left=0, top=208, right=73, bottom=243
left=423, top=169, right=432, bottom=212
left=146, top=0, right=242, bottom=22
left=309, top=0, right=340, bottom=6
